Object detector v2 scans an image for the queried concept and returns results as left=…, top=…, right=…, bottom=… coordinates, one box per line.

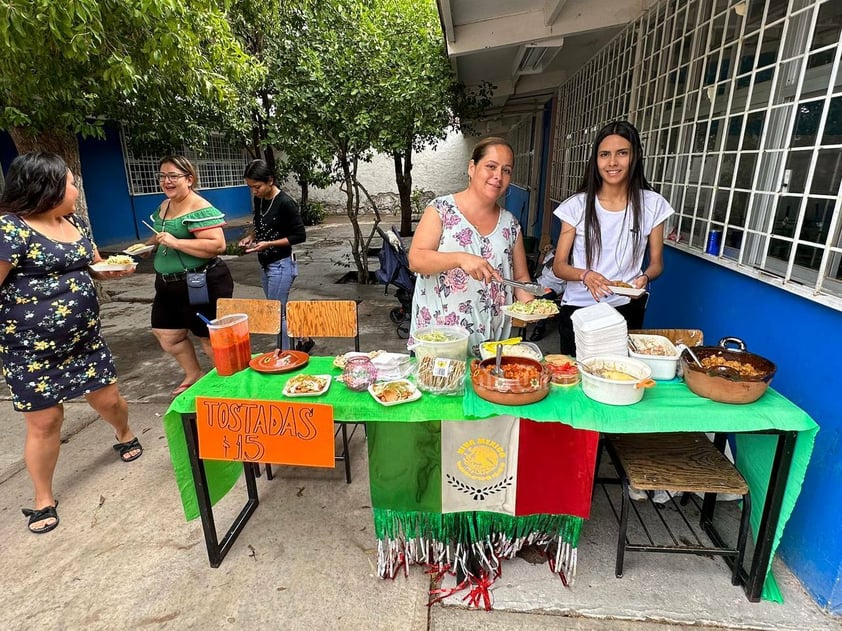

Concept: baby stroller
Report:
left=375, top=226, right=415, bottom=338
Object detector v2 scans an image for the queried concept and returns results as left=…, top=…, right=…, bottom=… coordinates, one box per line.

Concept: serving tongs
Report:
left=498, top=278, right=546, bottom=296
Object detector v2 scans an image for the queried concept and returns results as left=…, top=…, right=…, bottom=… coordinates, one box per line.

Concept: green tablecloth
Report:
left=163, top=356, right=818, bottom=601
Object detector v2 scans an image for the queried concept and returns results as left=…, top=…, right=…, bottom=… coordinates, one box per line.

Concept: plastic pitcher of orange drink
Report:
left=207, top=313, right=251, bottom=376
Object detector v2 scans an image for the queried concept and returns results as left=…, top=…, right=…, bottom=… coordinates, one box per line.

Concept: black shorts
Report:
left=151, top=260, right=234, bottom=337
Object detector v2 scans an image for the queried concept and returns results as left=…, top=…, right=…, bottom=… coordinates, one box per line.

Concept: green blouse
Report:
left=152, top=206, right=226, bottom=274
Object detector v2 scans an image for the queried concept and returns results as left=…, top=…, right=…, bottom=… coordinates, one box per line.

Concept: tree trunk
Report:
left=299, top=178, right=310, bottom=211
left=340, top=152, right=368, bottom=284
left=394, top=146, right=413, bottom=237
left=8, top=126, right=107, bottom=299
left=9, top=126, right=88, bottom=221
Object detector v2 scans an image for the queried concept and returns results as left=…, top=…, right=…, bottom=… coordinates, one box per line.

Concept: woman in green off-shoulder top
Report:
left=149, top=155, right=234, bottom=396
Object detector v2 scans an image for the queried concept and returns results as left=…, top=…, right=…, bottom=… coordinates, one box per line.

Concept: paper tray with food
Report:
left=501, top=298, right=559, bottom=322
left=90, top=255, right=137, bottom=272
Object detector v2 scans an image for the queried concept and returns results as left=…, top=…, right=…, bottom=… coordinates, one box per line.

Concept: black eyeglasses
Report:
left=158, top=173, right=189, bottom=182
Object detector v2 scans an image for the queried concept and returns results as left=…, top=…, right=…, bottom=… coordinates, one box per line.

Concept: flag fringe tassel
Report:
left=373, top=509, right=581, bottom=597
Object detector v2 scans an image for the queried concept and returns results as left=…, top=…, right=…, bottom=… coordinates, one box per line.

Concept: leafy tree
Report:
left=369, top=0, right=454, bottom=237
left=228, top=0, right=334, bottom=214
left=0, top=0, right=255, bottom=217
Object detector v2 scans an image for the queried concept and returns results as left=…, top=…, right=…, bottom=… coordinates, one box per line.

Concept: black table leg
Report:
left=744, top=430, right=797, bottom=601
left=181, top=413, right=260, bottom=567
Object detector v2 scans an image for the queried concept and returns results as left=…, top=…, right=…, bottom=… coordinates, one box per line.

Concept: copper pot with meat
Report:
left=680, top=337, right=776, bottom=404
left=470, top=356, right=550, bottom=405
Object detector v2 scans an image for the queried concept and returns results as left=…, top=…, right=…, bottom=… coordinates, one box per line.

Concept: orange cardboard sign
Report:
left=195, top=397, right=335, bottom=467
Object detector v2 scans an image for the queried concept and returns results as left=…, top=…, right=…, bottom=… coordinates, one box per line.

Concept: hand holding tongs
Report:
left=498, top=278, right=546, bottom=296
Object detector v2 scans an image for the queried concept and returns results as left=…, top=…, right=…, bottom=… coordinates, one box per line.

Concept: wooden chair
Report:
left=286, top=299, right=360, bottom=483
left=604, top=432, right=751, bottom=586
left=216, top=298, right=283, bottom=480
left=217, top=297, right=283, bottom=349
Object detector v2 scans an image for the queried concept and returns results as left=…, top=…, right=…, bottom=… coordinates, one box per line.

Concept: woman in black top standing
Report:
left=239, top=160, right=311, bottom=351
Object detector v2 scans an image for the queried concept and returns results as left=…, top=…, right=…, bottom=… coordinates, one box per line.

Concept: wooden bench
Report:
left=605, top=432, right=751, bottom=586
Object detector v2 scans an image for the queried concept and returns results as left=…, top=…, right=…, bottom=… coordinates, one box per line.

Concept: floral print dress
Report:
left=0, top=214, right=117, bottom=411
left=408, top=195, right=521, bottom=353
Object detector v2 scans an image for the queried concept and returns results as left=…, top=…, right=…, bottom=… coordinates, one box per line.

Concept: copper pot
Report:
left=680, top=337, right=776, bottom=404
left=470, top=357, right=550, bottom=405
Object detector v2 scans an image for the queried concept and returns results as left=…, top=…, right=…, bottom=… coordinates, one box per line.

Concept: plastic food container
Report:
left=544, top=354, right=580, bottom=387
left=579, top=356, right=653, bottom=406
left=479, top=341, right=543, bottom=361
left=628, top=333, right=680, bottom=380
left=411, top=325, right=470, bottom=363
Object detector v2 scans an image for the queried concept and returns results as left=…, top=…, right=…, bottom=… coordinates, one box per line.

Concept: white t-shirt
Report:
left=553, top=190, right=674, bottom=308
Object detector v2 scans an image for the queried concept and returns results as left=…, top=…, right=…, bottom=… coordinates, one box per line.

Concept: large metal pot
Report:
left=680, top=337, right=776, bottom=404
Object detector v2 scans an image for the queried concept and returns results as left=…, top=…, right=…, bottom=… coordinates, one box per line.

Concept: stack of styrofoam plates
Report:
left=571, top=303, right=628, bottom=360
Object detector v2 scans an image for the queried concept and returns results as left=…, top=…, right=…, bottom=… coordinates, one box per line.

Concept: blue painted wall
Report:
left=2, top=129, right=252, bottom=248
left=131, top=187, right=252, bottom=245
left=505, top=184, right=530, bottom=234
left=648, top=248, right=842, bottom=612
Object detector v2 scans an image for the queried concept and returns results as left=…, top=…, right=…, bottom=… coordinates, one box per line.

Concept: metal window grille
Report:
left=121, top=130, right=250, bottom=196
left=551, top=0, right=842, bottom=310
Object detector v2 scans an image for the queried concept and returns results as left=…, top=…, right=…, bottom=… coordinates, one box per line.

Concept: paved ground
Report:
left=0, top=215, right=839, bottom=630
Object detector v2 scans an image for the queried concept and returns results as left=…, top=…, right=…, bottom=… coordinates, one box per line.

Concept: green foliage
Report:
left=301, top=201, right=326, bottom=226
left=0, top=0, right=257, bottom=149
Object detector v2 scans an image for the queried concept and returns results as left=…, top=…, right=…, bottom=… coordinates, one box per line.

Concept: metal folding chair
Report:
left=285, top=299, right=361, bottom=483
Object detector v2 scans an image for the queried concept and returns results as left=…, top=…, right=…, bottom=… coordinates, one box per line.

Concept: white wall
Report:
left=308, top=131, right=474, bottom=206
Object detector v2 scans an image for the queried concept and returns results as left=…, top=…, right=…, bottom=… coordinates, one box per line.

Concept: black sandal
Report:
left=22, top=501, right=59, bottom=534
left=112, top=437, right=143, bottom=463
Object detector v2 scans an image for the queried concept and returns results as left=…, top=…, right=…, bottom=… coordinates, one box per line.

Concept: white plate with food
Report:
left=90, top=255, right=137, bottom=272
left=333, top=350, right=384, bottom=369
left=122, top=244, right=155, bottom=256
left=502, top=298, right=560, bottom=322
left=608, top=283, right=646, bottom=297
left=283, top=374, right=332, bottom=397
left=368, top=379, right=421, bottom=406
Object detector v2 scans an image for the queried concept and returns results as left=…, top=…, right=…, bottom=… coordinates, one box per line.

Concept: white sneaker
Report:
left=628, top=486, right=648, bottom=501
left=651, top=490, right=672, bottom=504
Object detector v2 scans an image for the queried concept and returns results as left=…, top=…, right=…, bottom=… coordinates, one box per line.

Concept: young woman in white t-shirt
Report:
left=552, top=121, right=674, bottom=355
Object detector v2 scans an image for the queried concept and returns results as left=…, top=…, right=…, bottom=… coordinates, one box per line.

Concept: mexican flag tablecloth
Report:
left=163, top=356, right=818, bottom=603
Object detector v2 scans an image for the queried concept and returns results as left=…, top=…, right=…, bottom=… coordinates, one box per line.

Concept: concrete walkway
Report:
left=0, top=215, right=838, bottom=630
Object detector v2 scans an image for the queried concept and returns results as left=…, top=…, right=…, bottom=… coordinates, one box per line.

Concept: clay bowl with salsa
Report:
left=470, top=356, right=550, bottom=405
left=680, top=337, right=776, bottom=404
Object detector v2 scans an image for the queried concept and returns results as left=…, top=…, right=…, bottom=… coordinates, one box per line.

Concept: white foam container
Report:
left=628, top=334, right=680, bottom=380
left=579, top=356, right=652, bottom=406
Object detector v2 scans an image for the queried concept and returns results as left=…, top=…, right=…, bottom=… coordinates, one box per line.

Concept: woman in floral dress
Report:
left=0, top=152, right=142, bottom=534
left=407, top=137, right=533, bottom=352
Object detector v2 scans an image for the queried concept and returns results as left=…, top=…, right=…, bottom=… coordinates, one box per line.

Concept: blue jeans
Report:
left=261, top=257, right=298, bottom=350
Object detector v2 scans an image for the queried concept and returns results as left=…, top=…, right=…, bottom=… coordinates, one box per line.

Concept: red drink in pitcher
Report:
left=207, top=314, right=251, bottom=376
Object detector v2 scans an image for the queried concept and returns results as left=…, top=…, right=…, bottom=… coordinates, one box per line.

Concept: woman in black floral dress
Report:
left=0, top=152, right=143, bottom=534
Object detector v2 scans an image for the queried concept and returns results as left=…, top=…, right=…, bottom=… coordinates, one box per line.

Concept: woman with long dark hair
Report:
left=238, top=159, right=309, bottom=351
left=0, top=152, right=143, bottom=534
left=552, top=121, right=674, bottom=355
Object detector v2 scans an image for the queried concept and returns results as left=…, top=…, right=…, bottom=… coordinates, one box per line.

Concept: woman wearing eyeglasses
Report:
left=149, top=155, right=234, bottom=396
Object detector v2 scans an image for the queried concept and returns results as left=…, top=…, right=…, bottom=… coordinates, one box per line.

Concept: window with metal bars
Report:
left=121, top=130, right=250, bottom=196
left=550, top=0, right=842, bottom=309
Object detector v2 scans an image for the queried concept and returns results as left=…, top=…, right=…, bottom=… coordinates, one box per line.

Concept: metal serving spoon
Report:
left=677, top=343, right=703, bottom=369
left=492, top=343, right=504, bottom=377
